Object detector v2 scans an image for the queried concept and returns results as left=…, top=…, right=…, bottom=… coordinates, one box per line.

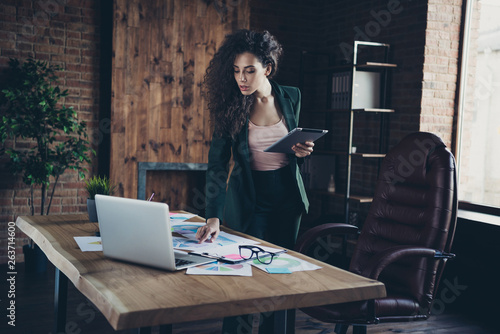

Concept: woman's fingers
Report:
left=196, top=221, right=220, bottom=243
left=293, top=141, right=314, bottom=157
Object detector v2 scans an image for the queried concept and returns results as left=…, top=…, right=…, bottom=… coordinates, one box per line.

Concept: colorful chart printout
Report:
left=186, top=261, right=253, bottom=276
left=171, top=223, right=204, bottom=235
left=251, top=253, right=322, bottom=273
left=169, top=213, right=197, bottom=223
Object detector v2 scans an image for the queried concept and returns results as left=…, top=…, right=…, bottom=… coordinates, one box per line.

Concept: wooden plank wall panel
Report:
left=111, top=0, right=250, bottom=199
left=145, top=170, right=206, bottom=215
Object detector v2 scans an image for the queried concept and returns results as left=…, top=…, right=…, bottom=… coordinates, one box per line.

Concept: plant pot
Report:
left=23, top=244, right=48, bottom=274
left=87, top=198, right=98, bottom=222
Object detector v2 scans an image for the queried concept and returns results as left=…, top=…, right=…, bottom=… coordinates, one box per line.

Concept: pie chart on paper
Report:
left=253, top=257, right=301, bottom=268
left=198, top=263, right=244, bottom=272
left=186, top=260, right=253, bottom=276
left=250, top=253, right=323, bottom=272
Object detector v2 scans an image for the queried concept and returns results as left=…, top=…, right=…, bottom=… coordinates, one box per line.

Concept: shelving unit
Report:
left=300, top=41, right=396, bottom=226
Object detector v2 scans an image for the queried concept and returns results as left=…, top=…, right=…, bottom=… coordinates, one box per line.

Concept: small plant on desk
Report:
left=85, top=175, right=116, bottom=225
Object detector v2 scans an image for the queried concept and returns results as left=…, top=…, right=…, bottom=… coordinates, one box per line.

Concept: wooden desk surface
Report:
left=16, top=213, right=386, bottom=330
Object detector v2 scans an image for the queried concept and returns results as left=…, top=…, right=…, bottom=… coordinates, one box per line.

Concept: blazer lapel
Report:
left=270, top=80, right=297, bottom=130
left=237, top=117, right=250, bottom=162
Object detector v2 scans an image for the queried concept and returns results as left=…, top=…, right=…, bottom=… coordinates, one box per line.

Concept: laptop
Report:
left=94, top=194, right=215, bottom=271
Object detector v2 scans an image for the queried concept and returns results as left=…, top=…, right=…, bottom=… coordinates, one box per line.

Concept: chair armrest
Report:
left=295, top=223, right=359, bottom=253
left=361, top=245, right=456, bottom=279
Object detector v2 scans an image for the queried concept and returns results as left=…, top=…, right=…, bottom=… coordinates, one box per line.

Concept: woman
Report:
left=195, top=28, right=313, bottom=334
left=195, top=29, right=313, bottom=250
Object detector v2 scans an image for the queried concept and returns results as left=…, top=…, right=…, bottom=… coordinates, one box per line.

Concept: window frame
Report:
left=454, top=0, right=500, bottom=216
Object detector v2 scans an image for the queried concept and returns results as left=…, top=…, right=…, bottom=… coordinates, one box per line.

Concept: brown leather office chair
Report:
left=295, top=132, right=457, bottom=334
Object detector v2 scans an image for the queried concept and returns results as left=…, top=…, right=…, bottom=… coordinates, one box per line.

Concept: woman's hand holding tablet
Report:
left=264, top=128, right=328, bottom=154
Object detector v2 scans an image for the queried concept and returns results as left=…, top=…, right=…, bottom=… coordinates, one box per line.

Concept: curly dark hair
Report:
left=204, top=29, right=283, bottom=138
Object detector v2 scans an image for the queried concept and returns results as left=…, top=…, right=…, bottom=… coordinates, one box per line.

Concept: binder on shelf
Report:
left=331, top=72, right=339, bottom=109
left=331, top=71, right=380, bottom=110
left=331, top=72, right=351, bottom=110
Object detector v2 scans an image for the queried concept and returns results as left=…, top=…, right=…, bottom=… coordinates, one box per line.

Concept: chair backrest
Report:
left=349, top=132, right=457, bottom=312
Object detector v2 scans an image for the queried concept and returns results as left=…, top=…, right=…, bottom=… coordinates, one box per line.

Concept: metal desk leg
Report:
left=54, top=268, right=68, bottom=334
left=287, top=309, right=296, bottom=334
left=273, top=309, right=296, bottom=334
left=274, top=310, right=287, bottom=334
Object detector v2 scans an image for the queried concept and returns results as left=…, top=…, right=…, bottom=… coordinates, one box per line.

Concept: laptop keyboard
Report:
left=175, top=258, right=195, bottom=267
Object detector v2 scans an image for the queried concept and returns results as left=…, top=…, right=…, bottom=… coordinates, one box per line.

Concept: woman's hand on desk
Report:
left=292, top=141, right=314, bottom=158
left=196, top=218, right=220, bottom=244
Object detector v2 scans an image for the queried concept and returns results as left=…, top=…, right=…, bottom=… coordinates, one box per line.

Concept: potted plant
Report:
left=0, top=57, right=94, bottom=272
left=85, top=175, right=116, bottom=223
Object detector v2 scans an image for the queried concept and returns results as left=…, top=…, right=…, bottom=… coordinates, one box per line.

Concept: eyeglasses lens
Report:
left=257, top=251, right=274, bottom=264
left=239, top=247, right=254, bottom=260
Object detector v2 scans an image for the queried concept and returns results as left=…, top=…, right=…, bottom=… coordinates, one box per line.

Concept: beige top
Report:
left=248, top=117, right=290, bottom=171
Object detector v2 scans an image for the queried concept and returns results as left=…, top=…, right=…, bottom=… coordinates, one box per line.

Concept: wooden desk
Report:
left=16, top=214, right=385, bottom=333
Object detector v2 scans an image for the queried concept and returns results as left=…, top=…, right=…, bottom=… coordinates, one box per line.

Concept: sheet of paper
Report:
left=186, top=261, right=253, bottom=276
left=171, top=222, right=204, bottom=235
left=217, top=231, right=261, bottom=245
left=172, top=236, right=217, bottom=251
left=266, top=267, right=292, bottom=274
left=169, top=212, right=197, bottom=223
left=74, top=236, right=103, bottom=252
left=172, top=231, right=259, bottom=251
left=250, top=253, right=322, bottom=273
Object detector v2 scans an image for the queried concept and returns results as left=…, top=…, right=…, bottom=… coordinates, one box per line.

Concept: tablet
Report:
left=264, top=128, right=328, bottom=154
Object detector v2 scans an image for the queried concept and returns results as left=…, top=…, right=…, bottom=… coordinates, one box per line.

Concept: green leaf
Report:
left=84, top=176, right=116, bottom=200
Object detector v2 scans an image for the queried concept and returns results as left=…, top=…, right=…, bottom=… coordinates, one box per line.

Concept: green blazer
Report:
left=205, top=80, right=309, bottom=233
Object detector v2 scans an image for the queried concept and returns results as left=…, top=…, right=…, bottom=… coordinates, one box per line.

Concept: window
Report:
left=457, top=0, right=500, bottom=209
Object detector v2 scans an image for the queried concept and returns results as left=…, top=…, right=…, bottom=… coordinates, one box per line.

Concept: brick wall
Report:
left=420, top=0, right=463, bottom=146
left=0, top=0, right=102, bottom=263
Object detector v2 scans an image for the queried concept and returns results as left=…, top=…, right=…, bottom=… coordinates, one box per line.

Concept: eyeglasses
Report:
left=238, top=245, right=280, bottom=265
